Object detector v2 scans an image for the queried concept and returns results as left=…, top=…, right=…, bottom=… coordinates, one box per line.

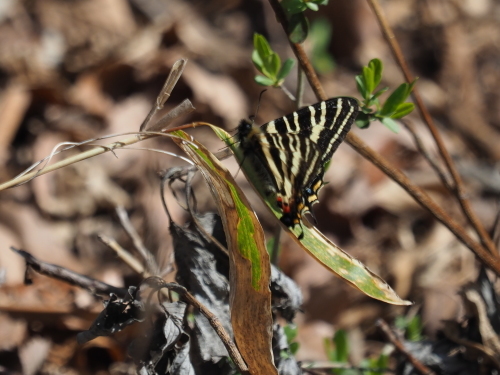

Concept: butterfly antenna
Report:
left=253, top=89, right=268, bottom=123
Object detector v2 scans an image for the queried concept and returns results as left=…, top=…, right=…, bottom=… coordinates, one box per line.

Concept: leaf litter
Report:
left=2, top=0, right=500, bottom=374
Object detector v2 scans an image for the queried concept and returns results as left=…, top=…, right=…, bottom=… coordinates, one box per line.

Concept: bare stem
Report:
left=400, top=119, right=453, bottom=191
left=11, top=247, right=127, bottom=297
left=366, top=0, right=497, bottom=257
left=115, top=206, right=160, bottom=275
left=378, top=319, right=436, bottom=375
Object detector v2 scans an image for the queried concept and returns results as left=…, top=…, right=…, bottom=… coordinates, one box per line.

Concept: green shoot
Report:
left=252, top=33, right=295, bottom=87
left=355, top=58, right=416, bottom=133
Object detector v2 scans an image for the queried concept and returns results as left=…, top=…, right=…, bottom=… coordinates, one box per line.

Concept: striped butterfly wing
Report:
left=237, top=97, right=359, bottom=238
left=241, top=131, right=324, bottom=227
left=261, top=97, right=358, bottom=165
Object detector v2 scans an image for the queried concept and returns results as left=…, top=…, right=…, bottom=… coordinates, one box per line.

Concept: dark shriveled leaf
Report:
left=77, top=288, right=144, bottom=345
left=170, top=213, right=232, bottom=366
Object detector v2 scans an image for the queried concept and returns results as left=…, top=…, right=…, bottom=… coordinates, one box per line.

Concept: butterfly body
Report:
left=236, top=97, right=359, bottom=238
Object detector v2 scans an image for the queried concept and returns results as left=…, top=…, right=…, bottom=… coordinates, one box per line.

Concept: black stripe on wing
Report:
left=236, top=97, right=359, bottom=239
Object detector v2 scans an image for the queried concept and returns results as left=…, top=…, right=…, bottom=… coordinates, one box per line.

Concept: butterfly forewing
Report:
left=236, top=97, right=359, bottom=238
left=262, top=97, right=357, bottom=162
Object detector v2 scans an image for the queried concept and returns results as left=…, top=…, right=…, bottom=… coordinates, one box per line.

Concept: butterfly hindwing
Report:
left=236, top=97, right=359, bottom=238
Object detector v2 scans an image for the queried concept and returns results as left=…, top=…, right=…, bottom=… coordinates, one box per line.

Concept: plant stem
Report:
left=366, top=0, right=497, bottom=257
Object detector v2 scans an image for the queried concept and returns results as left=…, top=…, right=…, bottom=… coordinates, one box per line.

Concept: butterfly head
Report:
left=236, top=119, right=261, bottom=142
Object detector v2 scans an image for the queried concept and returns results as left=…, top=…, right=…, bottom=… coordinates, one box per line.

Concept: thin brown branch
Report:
left=265, top=0, right=500, bottom=276
left=115, top=206, right=160, bottom=275
left=10, top=247, right=127, bottom=298
left=348, top=134, right=500, bottom=274
left=140, top=58, right=187, bottom=131
left=366, top=0, right=497, bottom=257
left=377, top=319, right=436, bottom=375
left=400, top=119, right=454, bottom=191
left=146, top=99, right=196, bottom=132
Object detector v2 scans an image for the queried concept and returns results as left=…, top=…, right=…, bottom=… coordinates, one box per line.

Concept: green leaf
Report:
left=333, top=330, right=349, bottom=363
left=407, top=315, right=423, bottom=341
left=372, top=86, right=389, bottom=99
left=355, top=75, right=368, bottom=99
left=171, top=129, right=276, bottom=374
left=289, top=342, right=299, bottom=355
left=281, top=0, right=307, bottom=14
left=377, top=352, right=390, bottom=369
left=324, top=337, right=334, bottom=361
left=276, top=58, right=295, bottom=84
left=355, top=117, right=371, bottom=129
left=408, top=78, right=418, bottom=96
left=251, top=50, right=264, bottom=71
left=391, top=102, right=414, bottom=119
left=263, top=53, right=281, bottom=78
left=255, top=75, right=275, bottom=86
left=283, top=325, right=298, bottom=342
left=380, top=82, right=409, bottom=117
left=368, top=58, right=383, bottom=88
left=394, top=316, right=407, bottom=330
left=253, top=33, right=272, bottom=59
left=381, top=116, right=400, bottom=133
left=288, top=12, right=309, bottom=43
left=306, top=2, right=319, bottom=11
left=362, top=66, right=375, bottom=94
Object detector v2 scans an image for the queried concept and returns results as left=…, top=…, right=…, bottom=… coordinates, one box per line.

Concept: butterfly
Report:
left=236, top=97, right=359, bottom=239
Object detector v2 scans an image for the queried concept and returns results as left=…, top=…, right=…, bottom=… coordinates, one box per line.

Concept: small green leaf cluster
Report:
left=280, top=0, right=329, bottom=43
left=360, top=350, right=390, bottom=375
left=355, top=58, right=416, bottom=133
left=283, top=324, right=300, bottom=357
left=281, top=0, right=329, bottom=14
left=252, top=33, right=295, bottom=87
left=325, top=330, right=391, bottom=374
left=324, top=330, right=357, bottom=375
left=395, top=315, right=423, bottom=342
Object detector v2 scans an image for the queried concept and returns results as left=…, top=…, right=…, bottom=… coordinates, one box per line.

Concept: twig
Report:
left=348, top=134, right=500, bottom=274
left=10, top=247, right=128, bottom=298
left=146, top=99, right=196, bottom=132
left=265, top=0, right=500, bottom=276
left=400, top=119, right=454, bottom=191
left=280, top=85, right=296, bottom=101
left=366, top=0, right=497, bottom=257
left=97, top=234, right=248, bottom=373
left=0, top=127, right=201, bottom=192
left=140, top=59, right=187, bottom=131
left=115, top=206, right=160, bottom=275
left=97, top=234, right=147, bottom=275
left=377, top=319, right=436, bottom=375
left=296, top=67, right=305, bottom=109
